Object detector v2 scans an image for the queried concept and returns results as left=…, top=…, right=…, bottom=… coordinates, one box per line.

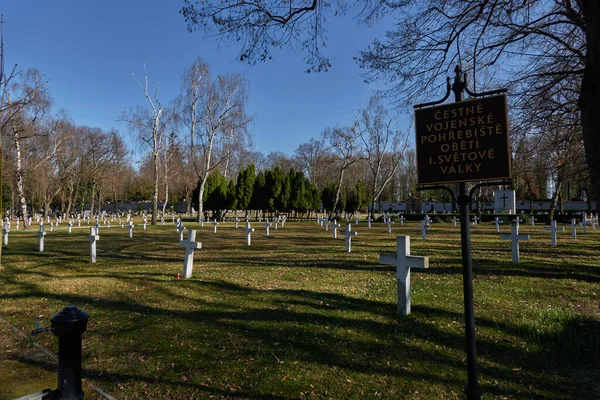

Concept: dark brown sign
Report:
left=414, top=94, right=510, bottom=184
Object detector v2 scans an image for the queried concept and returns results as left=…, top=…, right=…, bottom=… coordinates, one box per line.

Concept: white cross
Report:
left=37, top=224, right=47, bottom=252
left=492, top=217, right=500, bottom=233
left=281, top=216, right=286, bottom=227
left=128, top=221, right=134, bottom=238
left=544, top=220, right=564, bottom=247
left=177, top=223, right=186, bottom=241
left=242, top=222, right=255, bottom=245
left=399, top=215, right=405, bottom=226
left=2, top=227, right=8, bottom=246
left=273, top=218, right=279, bottom=230
left=531, top=215, right=536, bottom=226
left=424, top=215, right=432, bottom=224
left=367, top=217, right=373, bottom=229
left=264, top=219, right=271, bottom=236
left=342, top=223, right=358, bottom=253
left=212, top=219, right=218, bottom=233
left=87, top=227, right=99, bottom=263
left=379, top=236, right=429, bottom=315
left=180, top=229, right=202, bottom=278
left=330, top=219, right=341, bottom=239
left=570, top=218, right=578, bottom=239
left=68, top=220, right=73, bottom=233
left=319, top=217, right=324, bottom=227
left=235, top=216, right=240, bottom=229
left=420, top=220, right=430, bottom=241
left=385, top=218, right=394, bottom=234
left=500, top=220, right=530, bottom=264
left=324, top=218, right=330, bottom=231
left=580, top=218, right=592, bottom=234
left=452, top=216, right=458, bottom=227
left=472, top=216, right=478, bottom=226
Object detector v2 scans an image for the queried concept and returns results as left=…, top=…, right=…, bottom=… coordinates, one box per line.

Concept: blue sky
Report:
left=3, top=1, right=395, bottom=158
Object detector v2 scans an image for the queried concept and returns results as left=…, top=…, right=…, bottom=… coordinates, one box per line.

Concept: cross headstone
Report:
left=235, top=216, right=240, bottom=229
left=472, top=216, right=478, bottom=226
left=492, top=217, right=500, bottom=233
left=379, top=236, right=429, bottom=315
left=177, top=223, right=186, bottom=241
left=143, top=217, right=147, bottom=230
left=531, top=216, right=536, bottom=227
left=399, top=215, right=405, bottom=226
left=367, top=217, right=373, bottom=229
left=78, top=218, right=81, bottom=227
left=452, top=216, right=458, bottom=227
left=264, top=219, right=271, bottom=236
left=342, top=223, right=358, bottom=253
left=38, top=224, right=46, bottom=252
left=324, top=218, right=330, bottom=231
left=2, top=227, right=8, bottom=246
left=212, top=219, right=218, bottom=233
left=385, top=218, right=394, bottom=234
left=330, top=219, right=340, bottom=239
left=319, top=217, right=324, bottom=228
left=500, top=220, right=530, bottom=264
left=355, top=215, right=359, bottom=225
left=544, top=220, right=564, bottom=247
left=424, top=215, right=432, bottom=224
left=281, top=215, right=286, bottom=227
left=88, top=227, right=99, bottom=263
left=570, top=218, right=578, bottom=239
left=127, top=221, right=133, bottom=238
left=243, top=222, right=255, bottom=245
left=68, top=220, right=73, bottom=233
left=580, top=218, right=592, bottom=234
left=273, top=218, right=279, bottom=230
left=180, top=229, right=202, bottom=278
left=420, top=220, right=430, bottom=241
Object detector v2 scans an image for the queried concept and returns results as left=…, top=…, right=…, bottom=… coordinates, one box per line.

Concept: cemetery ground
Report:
left=0, top=218, right=598, bottom=399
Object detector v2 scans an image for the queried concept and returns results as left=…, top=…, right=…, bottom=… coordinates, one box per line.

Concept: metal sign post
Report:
left=414, top=65, right=511, bottom=400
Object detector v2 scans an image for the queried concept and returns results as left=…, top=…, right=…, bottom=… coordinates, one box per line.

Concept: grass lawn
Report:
left=1, top=217, right=598, bottom=399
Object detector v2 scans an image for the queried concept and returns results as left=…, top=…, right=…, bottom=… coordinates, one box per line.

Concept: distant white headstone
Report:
left=570, top=218, right=578, bottom=239
left=385, top=218, right=394, bottom=234
left=399, top=215, right=405, bottom=226
left=379, top=236, right=429, bottom=315
left=212, top=219, right=218, bottom=233
left=452, top=216, right=458, bottom=227
left=264, top=219, right=271, bottom=236
left=2, top=227, right=8, bottom=246
left=367, top=217, right=373, bottom=229
left=494, top=190, right=516, bottom=213
left=128, top=221, right=134, bottom=238
left=492, top=217, right=500, bottom=233
left=177, top=223, right=186, bottom=241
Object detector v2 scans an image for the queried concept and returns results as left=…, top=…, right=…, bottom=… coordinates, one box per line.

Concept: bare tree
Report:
left=321, top=125, right=362, bottom=217
left=178, top=58, right=251, bottom=220
left=357, top=95, right=409, bottom=218
left=180, top=0, right=600, bottom=205
left=121, top=63, right=167, bottom=224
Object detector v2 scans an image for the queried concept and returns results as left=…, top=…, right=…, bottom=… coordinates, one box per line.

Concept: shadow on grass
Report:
left=3, top=278, right=599, bottom=399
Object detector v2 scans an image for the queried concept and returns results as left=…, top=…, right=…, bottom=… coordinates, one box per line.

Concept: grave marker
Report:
left=177, top=223, right=186, bottom=241
left=500, top=220, right=530, bottom=264
left=243, top=222, right=255, bottom=245
left=2, top=227, right=8, bottom=246
left=342, top=224, right=358, bottom=253
left=420, top=220, right=430, bottom=241
left=570, top=218, right=578, bottom=239
left=379, top=236, right=429, bottom=315
left=87, top=227, right=99, bottom=263
left=264, top=219, right=271, bottom=236
left=212, top=219, right=218, bottom=233
left=544, top=220, right=564, bottom=247
left=492, top=217, right=500, bottom=233
left=367, top=217, right=373, bottom=229
left=330, top=220, right=340, bottom=239
left=180, top=229, right=202, bottom=278
left=385, top=218, right=394, bottom=234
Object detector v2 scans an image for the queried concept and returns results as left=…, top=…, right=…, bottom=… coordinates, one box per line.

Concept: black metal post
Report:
left=50, top=306, right=90, bottom=400
left=452, top=66, right=482, bottom=400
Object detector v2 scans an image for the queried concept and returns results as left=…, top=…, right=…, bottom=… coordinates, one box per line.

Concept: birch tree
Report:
left=178, top=58, right=250, bottom=221
left=121, top=63, right=166, bottom=224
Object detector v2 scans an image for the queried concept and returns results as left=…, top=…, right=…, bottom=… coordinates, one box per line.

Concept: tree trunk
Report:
left=152, top=150, right=159, bottom=225
left=549, top=181, right=561, bottom=222
left=331, top=167, right=345, bottom=219
left=13, top=134, right=29, bottom=228
left=162, top=180, right=169, bottom=216
left=580, top=1, right=600, bottom=207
